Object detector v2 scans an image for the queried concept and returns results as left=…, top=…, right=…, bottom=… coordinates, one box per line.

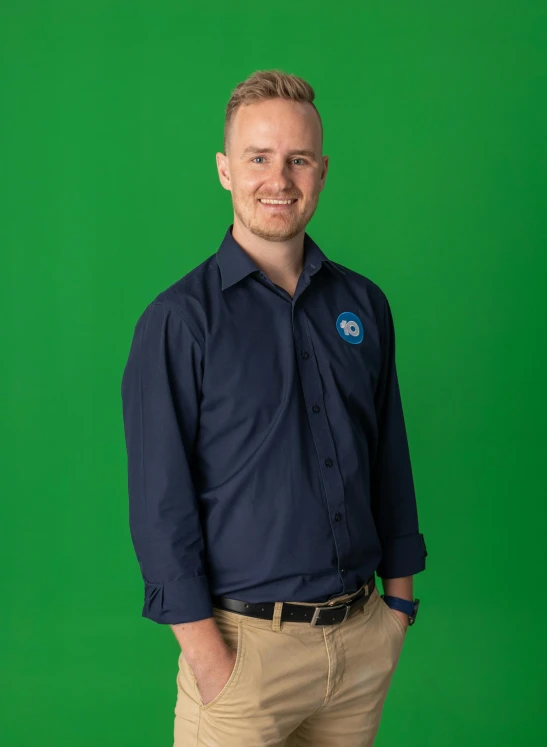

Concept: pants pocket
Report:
left=195, top=610, right=246, bottom=711
left=379, top=597, right=407, bottom=639
left=362, top=585, right=381, bottom=622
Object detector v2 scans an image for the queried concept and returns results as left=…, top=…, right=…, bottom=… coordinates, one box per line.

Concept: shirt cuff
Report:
left=376, top=533, right=428, bottom=579
left=141, top=574, right=214, bottom=624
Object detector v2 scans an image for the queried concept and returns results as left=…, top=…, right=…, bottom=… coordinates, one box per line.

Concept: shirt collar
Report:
left=216, top=224, right=346, bottom=291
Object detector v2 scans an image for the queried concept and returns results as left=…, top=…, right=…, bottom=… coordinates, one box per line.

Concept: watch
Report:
left=381, top=595, right=420, bottom=626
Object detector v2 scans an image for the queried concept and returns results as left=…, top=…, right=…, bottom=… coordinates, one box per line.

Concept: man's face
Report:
left=216, top=98, right=328, bottom=242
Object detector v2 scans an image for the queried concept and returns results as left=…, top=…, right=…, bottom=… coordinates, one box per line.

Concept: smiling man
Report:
left=121, top=69, right=427, bottom=747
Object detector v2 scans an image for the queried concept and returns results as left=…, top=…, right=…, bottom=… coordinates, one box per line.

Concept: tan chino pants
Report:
left=174, top=581, right=406, bottom=746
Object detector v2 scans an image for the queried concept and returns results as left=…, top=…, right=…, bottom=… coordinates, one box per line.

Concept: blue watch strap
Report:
left=381, top=595, right=415, bottom=617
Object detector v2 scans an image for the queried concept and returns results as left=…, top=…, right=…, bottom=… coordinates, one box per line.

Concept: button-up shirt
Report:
left=120, top=225, right=427, bottom=624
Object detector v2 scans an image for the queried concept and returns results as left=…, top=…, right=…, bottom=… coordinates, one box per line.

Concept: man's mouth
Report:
left=258, top=198, right=298, bottom=208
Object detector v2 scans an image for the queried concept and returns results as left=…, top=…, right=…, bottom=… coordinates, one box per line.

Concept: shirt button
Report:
left=312, top=404, right=320, bottom=413
left=325, top=458, right=333, bottom=467
left=301, top=351, right=309, bottom=359
left=334, top=512, right=342, bottom=521
left=341, top=569, right=346, bottom=575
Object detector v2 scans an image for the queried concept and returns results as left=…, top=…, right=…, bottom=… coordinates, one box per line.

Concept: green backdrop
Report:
left=2, top=2, right=546, bottom=745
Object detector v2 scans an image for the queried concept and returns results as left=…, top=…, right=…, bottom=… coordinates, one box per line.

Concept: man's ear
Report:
left=319, top=154, right=329, bottom=192
left=216, top=152, right=232, bottom=192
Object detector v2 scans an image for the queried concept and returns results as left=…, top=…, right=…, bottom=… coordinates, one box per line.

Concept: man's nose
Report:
left=266, top=161, right=293, bottom=189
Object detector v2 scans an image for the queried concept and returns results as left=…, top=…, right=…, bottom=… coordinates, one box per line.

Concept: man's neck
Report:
left=231, top=219, right=306, bottom=288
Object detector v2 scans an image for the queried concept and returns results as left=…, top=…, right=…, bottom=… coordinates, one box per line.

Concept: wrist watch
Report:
left=381, top=595, right=420, bottom=626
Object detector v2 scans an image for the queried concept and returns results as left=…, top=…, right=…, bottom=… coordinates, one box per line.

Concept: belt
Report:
left=211, top=575, right=376, bottom=626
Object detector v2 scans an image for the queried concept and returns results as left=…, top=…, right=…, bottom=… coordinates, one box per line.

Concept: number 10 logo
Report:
left=336, top=312, right=364, bottom=345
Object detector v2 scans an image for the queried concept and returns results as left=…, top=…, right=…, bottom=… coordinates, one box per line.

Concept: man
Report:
left=121, top=69, right=427, bottom=747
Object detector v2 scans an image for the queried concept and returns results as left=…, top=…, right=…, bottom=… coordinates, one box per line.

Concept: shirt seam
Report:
left=150, top=299, right=205, bottom=349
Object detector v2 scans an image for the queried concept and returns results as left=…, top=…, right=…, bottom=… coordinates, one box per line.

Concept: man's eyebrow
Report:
left=240, top=146, right=317, bottom=159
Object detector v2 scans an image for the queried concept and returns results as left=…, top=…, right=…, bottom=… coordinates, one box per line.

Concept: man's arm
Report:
left=370, top=291, right=427, bottom=581
left=120, top=299, right=229, bottom=662
left=169, top=617, right=231, bottom=671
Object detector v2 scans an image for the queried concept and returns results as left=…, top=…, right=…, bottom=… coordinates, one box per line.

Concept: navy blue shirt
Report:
left=121, top=225, right=427, bottom=625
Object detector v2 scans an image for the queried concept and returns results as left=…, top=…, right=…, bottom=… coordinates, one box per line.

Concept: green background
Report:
left=2, top=1, right=546, bottom=745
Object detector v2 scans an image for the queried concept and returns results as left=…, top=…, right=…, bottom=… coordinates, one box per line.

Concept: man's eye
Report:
left=252, top=157, right=266, bottom=164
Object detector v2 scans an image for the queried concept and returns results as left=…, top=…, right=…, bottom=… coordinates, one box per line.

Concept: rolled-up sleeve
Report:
left=371, top=292, right=428, bottom=579
left=121, top=300, right=214, bottom=624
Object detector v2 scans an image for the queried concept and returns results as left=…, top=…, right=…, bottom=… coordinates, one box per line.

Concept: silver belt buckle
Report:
left=310, top=601, right=351, bottom=626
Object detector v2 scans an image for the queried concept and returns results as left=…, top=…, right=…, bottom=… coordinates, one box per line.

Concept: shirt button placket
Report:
left=293, top=305, right=351, bottom=589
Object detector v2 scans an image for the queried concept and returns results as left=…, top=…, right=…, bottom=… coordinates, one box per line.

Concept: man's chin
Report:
left=233, top=203, right=311, bottom=241
left=254, top=228, right=299, bottom=241
left=249, top=217, right=307, bottom=242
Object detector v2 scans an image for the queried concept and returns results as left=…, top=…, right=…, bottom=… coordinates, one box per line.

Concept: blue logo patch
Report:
left=336, top=311, right=364, bottom=344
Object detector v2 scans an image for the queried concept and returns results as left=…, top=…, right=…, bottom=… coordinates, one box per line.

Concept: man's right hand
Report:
left=189, top=647, right=238, bottom=706
left=170, top=616, right=239, bottom=706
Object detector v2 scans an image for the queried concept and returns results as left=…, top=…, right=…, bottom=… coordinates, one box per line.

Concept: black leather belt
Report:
left=211, top=575, right=376, bottom=626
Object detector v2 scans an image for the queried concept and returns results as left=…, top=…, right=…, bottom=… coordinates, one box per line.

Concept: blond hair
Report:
left=223, top=69, right=323, bottom=154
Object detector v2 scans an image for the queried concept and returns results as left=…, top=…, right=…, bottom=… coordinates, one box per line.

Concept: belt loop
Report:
left=272, top=602, right=283, bottom=631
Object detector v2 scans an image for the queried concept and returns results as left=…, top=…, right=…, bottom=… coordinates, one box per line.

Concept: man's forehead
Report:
left=234, top=112, right=319, bottom=151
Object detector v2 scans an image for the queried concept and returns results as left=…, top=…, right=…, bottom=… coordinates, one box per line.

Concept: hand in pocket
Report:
left=192, top=648, right=238, bottom=707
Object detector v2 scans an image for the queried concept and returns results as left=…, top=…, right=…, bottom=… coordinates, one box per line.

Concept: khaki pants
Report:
left=174, top=582, right=406, bottom=746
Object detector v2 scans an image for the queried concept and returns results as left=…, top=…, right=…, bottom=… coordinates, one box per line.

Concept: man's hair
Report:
left=223, top=69, right=323, bottom=155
